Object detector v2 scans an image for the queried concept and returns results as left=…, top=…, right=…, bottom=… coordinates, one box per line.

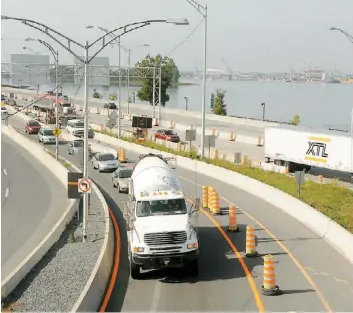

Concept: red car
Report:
left=25, top=120, right=42, bottom=134
left=155, top=129, right=180, bottom=143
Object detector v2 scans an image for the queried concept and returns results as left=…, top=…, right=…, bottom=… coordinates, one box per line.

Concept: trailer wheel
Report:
left=187, top=260, right=199, bottom=277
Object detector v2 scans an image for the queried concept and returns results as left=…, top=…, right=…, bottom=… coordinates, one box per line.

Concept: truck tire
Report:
left=187, top=260, right=199, bottom=277
left=130, top=255, right=141, bottom=279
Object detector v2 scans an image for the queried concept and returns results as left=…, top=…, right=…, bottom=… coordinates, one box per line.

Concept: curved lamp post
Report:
left=186, top=0, right=208, bottom=158
left=86, top=25, right=150, bottom=116
left=329, top=26, right=353, bottom=181
left=2, top=14, right=189, bottom=242
left=25, top=37, right=60, bottom=161
left=22, top=46, right=40, bottom=54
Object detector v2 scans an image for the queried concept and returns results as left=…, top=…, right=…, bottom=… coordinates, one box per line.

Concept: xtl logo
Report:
left=305, top=137, right=331, bottom=163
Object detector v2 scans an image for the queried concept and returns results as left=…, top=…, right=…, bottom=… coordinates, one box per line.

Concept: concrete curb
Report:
left=1, top=126, right=115, bottom=312
left=93, top=131, right=353, bottom=264
left=1, top=125, right=76, bottom=299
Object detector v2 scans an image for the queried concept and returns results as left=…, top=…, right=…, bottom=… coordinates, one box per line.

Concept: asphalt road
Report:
left=1, top=132, right=69, bottom=279
left=78, top=108, right=353, bottom=186
left=12, top=98, right=353, bottom=187
left=7, top=113, right=353, bottom=312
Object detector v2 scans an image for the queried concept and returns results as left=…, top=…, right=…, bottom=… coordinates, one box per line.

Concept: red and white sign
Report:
left=78, top=178, right=92, bottom=193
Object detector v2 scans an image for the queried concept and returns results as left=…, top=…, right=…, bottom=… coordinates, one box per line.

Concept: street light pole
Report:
left=261, top=102, right=266, bottom=121
left=85, top=25, right=150, bottom=121
left=158, top=66, right=162, bottom=121
left=25, top=37, right=60, bottom=160
left=329, top=26, right=353, bottom=181
left=185, top=96, right=188, bottom=110
left=127, top=49, right=131, bottom=114
left=3, top=15, right=189, bottom=242
left=118, top=36, right=122, bottom=137
left=187, top=0, right=208, bottom=158
left=83, top=41, right=89, bottom=241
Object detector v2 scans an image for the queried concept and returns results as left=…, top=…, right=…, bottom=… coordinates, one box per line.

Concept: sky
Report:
left=1, top=0, right=353, bottom=73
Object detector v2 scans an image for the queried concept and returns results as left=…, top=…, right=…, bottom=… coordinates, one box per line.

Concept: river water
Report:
left=10, top=78, right=353, bottom=129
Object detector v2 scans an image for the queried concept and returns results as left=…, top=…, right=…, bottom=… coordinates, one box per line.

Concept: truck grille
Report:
left=144, top=231, right=187, bottom=246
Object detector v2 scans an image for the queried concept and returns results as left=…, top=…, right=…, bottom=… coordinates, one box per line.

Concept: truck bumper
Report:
left=132, top=249, right=199, bottom=270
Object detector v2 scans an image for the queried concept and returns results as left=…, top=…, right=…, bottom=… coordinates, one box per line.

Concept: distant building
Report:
left=10, top=54, right=50, bottom=86
left=73, top=56, right=110, bottom=86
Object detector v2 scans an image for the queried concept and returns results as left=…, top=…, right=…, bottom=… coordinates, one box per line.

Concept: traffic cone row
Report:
left=202, top=185, right=208, bottom=209
left=200, top=185, right=281, bottom=296
left=118, top=147, right=126, bottom=163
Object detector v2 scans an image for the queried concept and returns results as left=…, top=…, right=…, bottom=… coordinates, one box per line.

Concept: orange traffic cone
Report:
left=202, top=185, right=208, bottom=209
left=228, top=204, right=239, bottom=232
left=261, top=254, right=282, bottom=295
left=245, top=225, right=258, bottom=257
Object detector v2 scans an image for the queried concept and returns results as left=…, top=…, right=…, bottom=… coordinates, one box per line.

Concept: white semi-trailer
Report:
left=125, top=153, right=200, bottom=279
left=264, top=126, right=353, bottom=179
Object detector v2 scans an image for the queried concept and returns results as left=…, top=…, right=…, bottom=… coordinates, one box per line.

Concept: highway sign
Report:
left=78, top=178, right=92, bottom=193
left=68, top=172, right=83, bottom=199
left=185, top=129, right=196, bottom=142
left=53, top=128, right=62, bottom=137
left=108, top=110, right=118, bottom=120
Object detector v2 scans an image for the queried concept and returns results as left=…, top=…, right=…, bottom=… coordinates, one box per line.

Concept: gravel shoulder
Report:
left=2, top=152, right=107, bottom=312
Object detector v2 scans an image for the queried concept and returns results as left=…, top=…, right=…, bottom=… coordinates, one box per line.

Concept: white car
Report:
left=92, top=152, right=119, bottom=172
left=112, top=167, right=133, bottom=193
left=38, top=128, right=56, bottom=144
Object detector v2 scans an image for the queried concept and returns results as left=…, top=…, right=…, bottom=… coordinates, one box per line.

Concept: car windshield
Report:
left=28, top=121, right=40, bottom=126
left=136, top=198, right=187, bottom=217
left=73, top=140, right=84, bottom=147
left=99, top=154, right=115, bottom=161
left=119, top=169, right=132, bottom=178
left=1, top=95, right=5, bottom=100
left=44, top=129, right=54, bottom=136
left=62, top=103, right=71, bottom=107
left=164, top=130, right=176, bottom=135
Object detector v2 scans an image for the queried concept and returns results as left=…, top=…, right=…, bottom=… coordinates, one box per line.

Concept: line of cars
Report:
left=91, top=152, right=134, bottom=193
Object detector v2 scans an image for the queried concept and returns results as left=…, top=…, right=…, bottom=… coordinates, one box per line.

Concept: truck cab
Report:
left=124, top=154, right=199, bottom=279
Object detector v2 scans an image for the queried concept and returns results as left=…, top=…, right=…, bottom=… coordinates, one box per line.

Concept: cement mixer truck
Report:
left=124, top=153, right=200, bottom=279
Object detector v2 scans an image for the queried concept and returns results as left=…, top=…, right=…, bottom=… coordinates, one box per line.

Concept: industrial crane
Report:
left=220, top=58, right=233, bottom=79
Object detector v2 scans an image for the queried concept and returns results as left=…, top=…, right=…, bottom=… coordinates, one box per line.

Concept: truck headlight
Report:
left=187, top=242, right=198, bottom=249
left=133, top=247, right=144, bottom=253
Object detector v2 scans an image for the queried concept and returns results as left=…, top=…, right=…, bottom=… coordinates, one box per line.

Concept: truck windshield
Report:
left=72, top=123, right=84, bottom=128
left=136, top=199, right=187, bottom=217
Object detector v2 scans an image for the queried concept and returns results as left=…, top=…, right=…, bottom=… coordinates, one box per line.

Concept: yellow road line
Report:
left=185, top=197, right=265, bottom=313
left=182, top=176, right=333, bottom=313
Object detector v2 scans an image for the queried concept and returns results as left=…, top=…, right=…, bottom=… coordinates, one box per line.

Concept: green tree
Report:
left=213, top=89, right=227, bottom=116
left=290, top=114, right=300, bottom=126
left=135, top=54, right=179, bottom=107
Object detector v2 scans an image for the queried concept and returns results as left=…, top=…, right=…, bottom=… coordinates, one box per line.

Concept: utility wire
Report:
left=2, top=70, right=85, bottom=121
left=168, top=18, right=204, bottom=55
left=2, top=85, right=60, bottom=120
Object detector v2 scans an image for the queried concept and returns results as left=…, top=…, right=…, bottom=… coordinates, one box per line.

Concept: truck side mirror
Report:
left=189, top=197, right=200, bottom=216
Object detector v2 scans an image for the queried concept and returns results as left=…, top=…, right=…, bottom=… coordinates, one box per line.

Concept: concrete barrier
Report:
left=70, top=182, right=114, bottom=312
left=1, top=125, right=76, bottom=299
left=92, top=131, right=353, bottom=264
left=1, top=126, right=115, bottom=312
left=2, top=87, right=280, bottom=129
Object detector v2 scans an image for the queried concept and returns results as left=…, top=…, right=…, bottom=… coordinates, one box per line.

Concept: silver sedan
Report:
left=92, top=152, right=119, bottom=172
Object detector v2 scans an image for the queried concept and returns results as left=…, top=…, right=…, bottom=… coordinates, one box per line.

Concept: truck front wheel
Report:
left=187, top=260, right=199, bottom=277
left=130, top=255, right=141, bottom=279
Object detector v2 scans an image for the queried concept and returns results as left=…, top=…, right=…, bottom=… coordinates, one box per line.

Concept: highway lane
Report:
left=12, top=98, right=353, bottom=186
left=1, top=133, right=69, bottom=279
left=89, top=138, right=353, bottom=312
left=7, top=116, right=353, bottom=311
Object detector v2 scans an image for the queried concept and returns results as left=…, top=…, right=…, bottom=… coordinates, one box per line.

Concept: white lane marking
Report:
left=5, top=188, right=9, bottom=198
left=150, top=281, right=162, bottom=312
left=3, top=168, right=7, bottom=176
